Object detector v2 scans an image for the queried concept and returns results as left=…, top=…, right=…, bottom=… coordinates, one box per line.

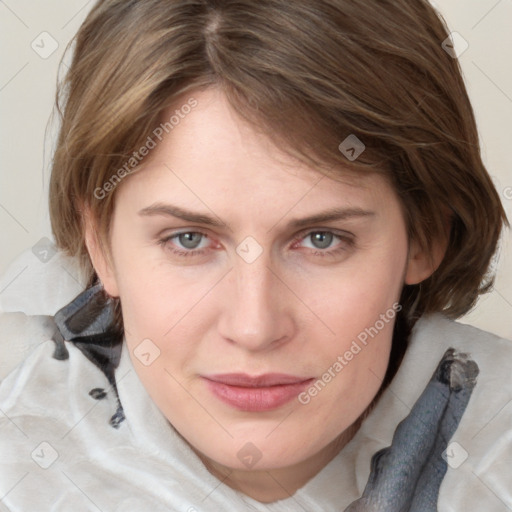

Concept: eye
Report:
left=303, top=231, right=336, bottom=250
left=294, top=230, right=354, bottom=257
left=159, top=231, right=212, bottom=257
left=175, top=232, right=205, bottom=250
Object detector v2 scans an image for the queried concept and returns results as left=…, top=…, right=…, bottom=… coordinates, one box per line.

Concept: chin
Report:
left=193, top=429, right=323, bottom=472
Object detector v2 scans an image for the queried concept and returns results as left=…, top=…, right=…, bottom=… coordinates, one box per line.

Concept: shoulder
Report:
left=0, top=329, right=124, bottom=437
left=414, top=315, right=512, bottom=509
left=0, top=336, right=121, bottom=446
left=0, top=312, right=58, bottom=380
left=0, top=336, right=112, bottom=413
left=0, top=338, right=129, bottom=510
left=412, top=312, right=512, bottom=354
left=0, top=337, right=227, bottom=511
left=392, top=313, right=512, bottom=437
left=409, top=313, right=512, bottom=389
left=362, top=313, right=512, bottom=509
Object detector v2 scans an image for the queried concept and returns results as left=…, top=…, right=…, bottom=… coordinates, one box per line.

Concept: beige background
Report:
left=0, top=1, right=511, bottom=338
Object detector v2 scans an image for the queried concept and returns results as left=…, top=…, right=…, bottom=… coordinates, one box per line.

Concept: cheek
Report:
left=109, top=238, right=213, bottom=385
left=108, top=227, right=183, bottom=332
left=296, top=293, right=397, bottom=445
left=295, top=235, right=407, bottom=402
left=304, top=238, right=407, bottom=340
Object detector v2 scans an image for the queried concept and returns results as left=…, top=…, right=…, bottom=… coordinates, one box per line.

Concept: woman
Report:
left=0, top=0, right=510, bottom=510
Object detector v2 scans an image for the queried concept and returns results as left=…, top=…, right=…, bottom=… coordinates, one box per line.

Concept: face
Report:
left=87, top=87, right=432, bottom=475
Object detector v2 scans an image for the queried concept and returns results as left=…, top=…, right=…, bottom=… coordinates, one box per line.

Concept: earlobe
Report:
left=405, top=220, right=450, bottom=285
left=83, top=206, right=120, bottom=297
left=404, top=239, right=438, bottom=285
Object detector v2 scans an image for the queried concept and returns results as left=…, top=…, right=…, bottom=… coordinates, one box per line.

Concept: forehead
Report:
left=117, top=87, right=397, bottom=219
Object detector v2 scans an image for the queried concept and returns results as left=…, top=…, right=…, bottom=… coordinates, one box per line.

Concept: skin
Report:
left=85, top=87, right=444, bottom=503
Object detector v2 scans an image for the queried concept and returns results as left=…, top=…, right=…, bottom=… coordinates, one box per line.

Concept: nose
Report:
left=217, top=254, right=295, bottom=352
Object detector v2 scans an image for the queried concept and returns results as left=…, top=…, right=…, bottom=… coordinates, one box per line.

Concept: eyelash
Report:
left=158, top=229, right=355, bottom=259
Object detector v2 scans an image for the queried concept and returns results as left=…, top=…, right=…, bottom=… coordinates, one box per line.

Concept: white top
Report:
left=0, top=312, right=511, bottom=511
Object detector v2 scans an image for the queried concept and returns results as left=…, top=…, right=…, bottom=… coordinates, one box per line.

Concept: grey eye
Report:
left=310, top=232, right=333, bottom=249
left=178, top=232, right=204, bottom=249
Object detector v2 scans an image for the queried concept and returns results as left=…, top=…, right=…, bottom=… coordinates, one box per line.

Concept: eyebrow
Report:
left=138, top=203, right=375, bottom=229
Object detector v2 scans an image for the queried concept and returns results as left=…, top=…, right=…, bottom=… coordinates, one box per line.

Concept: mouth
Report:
left=201, top=373, right=315, bottom=412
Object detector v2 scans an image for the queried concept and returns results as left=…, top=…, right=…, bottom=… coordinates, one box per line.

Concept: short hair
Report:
left=49, top=0, right=508, bottom=356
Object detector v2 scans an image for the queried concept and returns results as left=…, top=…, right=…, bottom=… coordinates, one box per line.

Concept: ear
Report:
left=404, top=216, right=451, bottom=285
left=83, top=206, right=120, bottom=297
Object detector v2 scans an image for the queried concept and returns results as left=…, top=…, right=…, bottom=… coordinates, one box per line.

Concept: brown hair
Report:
left=49, top=0, right=508, bottom=357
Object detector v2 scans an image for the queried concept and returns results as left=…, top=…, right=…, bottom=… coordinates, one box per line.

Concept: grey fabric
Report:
left=345, top=349, right=479, bottom=512
left=53, top=284, right=125, bottom=428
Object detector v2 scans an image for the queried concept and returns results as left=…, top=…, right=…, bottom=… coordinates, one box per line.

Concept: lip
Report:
left=202, top=373, right=314, bottom=412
